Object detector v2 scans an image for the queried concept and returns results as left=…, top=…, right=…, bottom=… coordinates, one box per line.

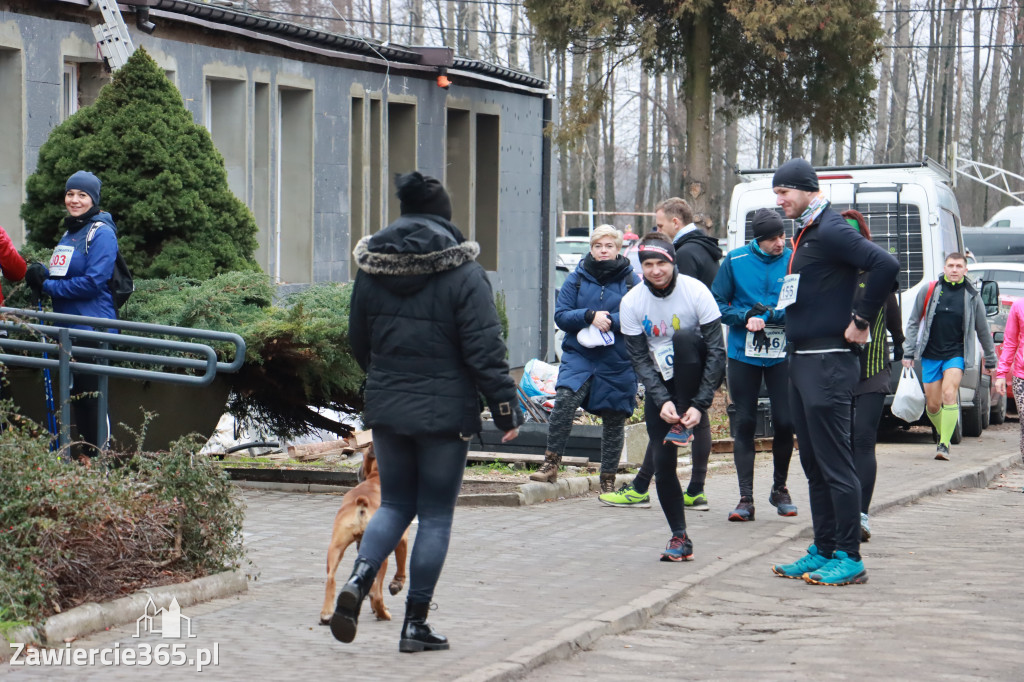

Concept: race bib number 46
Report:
left=745, top=326, right=786, bottom=359
left=48, top=245, right=75, bottom=277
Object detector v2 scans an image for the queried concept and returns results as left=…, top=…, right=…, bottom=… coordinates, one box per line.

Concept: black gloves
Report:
left=24, top=262, right=49, bottom=297
left=751, top=329, right=770, bottom=353
left=744, top=303, right=769, bottom=322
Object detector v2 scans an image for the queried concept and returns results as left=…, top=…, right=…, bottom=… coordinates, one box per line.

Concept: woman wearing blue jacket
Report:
left=25, top=171, right=119, bottom=464
left=530, top=225, right=639, bottom=492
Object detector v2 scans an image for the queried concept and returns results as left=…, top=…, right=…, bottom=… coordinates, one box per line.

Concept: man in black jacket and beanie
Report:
left=331, top=171, right=522, bottom=652
left=768, top=158, right=899, bottom=587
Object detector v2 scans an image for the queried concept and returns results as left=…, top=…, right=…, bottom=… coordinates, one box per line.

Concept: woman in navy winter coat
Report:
left=24, top=171, right=119, bottom=464
left=530, top=225, right=639, bottom=491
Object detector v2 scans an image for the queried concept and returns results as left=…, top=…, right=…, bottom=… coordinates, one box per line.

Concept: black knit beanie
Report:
left=772, top=159, right=819, bottom=192
left=396, top=171, right=453, bottom=221
left=751, top=208, right=785, bottom=241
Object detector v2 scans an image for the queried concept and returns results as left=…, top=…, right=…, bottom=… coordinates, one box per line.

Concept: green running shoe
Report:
left=683, top=491, right=709, bottom=511
left=771, top=544, right=830, bottom=579
left=599, top=483, right=651, bottom=508
left=803, top=550, right=868, bottom=586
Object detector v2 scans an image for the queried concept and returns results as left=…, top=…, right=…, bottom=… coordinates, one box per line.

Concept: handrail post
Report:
left=58, top=328, right=71, bottom=451
left=97, top=339, right=109, bottom=448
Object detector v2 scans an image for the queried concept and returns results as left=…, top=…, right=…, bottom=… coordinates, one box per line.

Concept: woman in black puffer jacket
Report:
left=330, top=171, right=522, bottom=653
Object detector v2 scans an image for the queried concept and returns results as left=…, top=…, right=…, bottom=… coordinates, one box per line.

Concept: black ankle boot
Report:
left=330, top=558, right=377, bottom=643
left=399, top=601, right=449, bottom=653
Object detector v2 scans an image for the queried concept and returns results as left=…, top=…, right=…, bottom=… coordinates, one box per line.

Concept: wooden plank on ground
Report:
left=710, top=437, right=776, bottom=454
left=352, top=429, right=373, bottom=448
left=467, top=452, right=590, bottom=466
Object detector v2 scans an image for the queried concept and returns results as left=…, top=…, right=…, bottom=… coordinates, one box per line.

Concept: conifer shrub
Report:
left=120, top=271, right=364, bottom=438
left=0, top=412, right=244, bottom=624
left=20, top=48, right=258, bottom=279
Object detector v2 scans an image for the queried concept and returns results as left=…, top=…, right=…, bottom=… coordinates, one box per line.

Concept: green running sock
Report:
left=939, top=403, right=959, bottom=447
left=926, top=407, right=941, bottom=431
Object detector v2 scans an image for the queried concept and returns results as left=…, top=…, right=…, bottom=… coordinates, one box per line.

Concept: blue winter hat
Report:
left=66, top=170, right=101, bottom=207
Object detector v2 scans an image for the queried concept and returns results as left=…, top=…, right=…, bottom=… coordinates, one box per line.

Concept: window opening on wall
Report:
left=253, top=82, right=271, bottom=272
left=475, top=113, right=500, bottom=271
left=276, top=87, right=314, bottom=283
left=205, top=78, right=247, bottom=201
left=349, top=96, right=365, bottom=274
left=0, top=48, right=23, bottom=243
left=62, top=62, right=78, bottom=120
left=369, top=98, right=382, bottom=234
left=445, top=108, right=471, bottom=238
left=386, top=102, right=417, bottom=223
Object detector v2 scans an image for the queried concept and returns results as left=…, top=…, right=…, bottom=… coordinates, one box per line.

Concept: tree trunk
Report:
left=981, top=6, right=1008, bottom=219
left=1003, top=5, right=1024, bottom=178
left=508, top=1, right=520, bottom=71
left=889, top=0, right=911, bottom=161
left=409, top=0, right=423, bottom=43
left=683, top=10, right=712, bottom=214
left=635, top=69, right=650, bottom=228
left=724, top=113, right=739, bottom=229
left=445, top=1, right=455, bottom=48
left=710, top=93, right=726, bottom=230
left=874, top=0, right=894, bottom=162
left=666, top=74, right=683, bottom=195
left=466, top=1, right=479, bottom=58
left=602, top=60, right=617, bottom=214
left=652, top=74, right=663, bottom=202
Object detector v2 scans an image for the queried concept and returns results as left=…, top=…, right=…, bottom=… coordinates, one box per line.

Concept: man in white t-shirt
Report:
left=616, top=232, right=726, bottom=562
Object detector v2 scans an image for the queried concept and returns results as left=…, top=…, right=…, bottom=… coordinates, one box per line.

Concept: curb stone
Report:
left=1, top=568, right=248, bottom=653
left=453, top=451, right=1023, bottom=682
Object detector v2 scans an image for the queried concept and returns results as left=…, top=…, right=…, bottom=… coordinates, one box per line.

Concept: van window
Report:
left=938, top=208, right=961, bottom=258
left=747, top=203, right=925, bottom=292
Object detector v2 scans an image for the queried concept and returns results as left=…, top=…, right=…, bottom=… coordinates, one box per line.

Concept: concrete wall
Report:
left=1, top=3, right=553, bottom=365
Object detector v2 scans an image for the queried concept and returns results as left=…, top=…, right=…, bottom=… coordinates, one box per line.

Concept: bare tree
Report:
left=874, top=0, right=894, bottom=162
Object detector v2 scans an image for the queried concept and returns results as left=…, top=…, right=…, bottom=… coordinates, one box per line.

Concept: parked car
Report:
left=982, top=205, right=1024, bottom=228
left=970, top=262, right=1024, bottom=415
left=727, top=160, right=993, bottom=440
left=962, top=227, right=1024, bottom=264
left=555, top=236, right=590, bottom=268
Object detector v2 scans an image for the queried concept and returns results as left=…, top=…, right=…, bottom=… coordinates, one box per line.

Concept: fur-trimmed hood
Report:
left=353, top=214, right=480, bottom=296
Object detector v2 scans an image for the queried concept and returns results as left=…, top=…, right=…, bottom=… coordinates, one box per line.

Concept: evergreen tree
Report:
left=21, top=48, right=259, bottom=279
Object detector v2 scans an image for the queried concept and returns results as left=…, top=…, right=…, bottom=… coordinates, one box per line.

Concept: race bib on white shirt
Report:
left=653, top=343, right=674, bottom=381
left=745, top=326, right=786, bottom=359
left=776, top=273, right=800, bottom=309
left=48, top=245, right=75, bottom=277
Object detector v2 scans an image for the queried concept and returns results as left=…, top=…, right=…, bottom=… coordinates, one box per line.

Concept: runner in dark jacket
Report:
left=331, top=171, right=522, bottom=653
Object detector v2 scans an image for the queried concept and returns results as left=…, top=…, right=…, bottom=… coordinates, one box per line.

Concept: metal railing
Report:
left=0, top=307, right=246, bottom=451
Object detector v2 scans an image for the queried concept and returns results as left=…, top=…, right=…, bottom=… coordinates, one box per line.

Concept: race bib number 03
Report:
left=48, top=245, right=75, bottom=277
left=745, top=326, right=786, bottom=359
left=653, top=344, right=674, bottom=381
left=776, top=273, right=800, bottom=309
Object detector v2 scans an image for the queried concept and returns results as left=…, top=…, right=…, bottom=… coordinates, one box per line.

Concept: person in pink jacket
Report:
left=994, top=298, right=1024, bottom=455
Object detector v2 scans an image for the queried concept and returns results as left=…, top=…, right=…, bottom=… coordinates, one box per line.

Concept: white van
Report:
left=725, top=159, right=997, bottom=441
left=982, top=204, right=1024, bottom=229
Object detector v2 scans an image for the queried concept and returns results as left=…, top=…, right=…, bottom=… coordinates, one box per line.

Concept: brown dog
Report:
left=319, top=442, right=409, bottom=624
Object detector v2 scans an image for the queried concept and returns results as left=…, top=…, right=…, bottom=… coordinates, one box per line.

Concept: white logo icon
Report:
left=135, top=596, right=197, bottom=639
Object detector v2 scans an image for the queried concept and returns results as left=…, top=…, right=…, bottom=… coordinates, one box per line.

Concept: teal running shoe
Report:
left=683, top=491, right=709, bottom=511
left=599, top=483, right=651, bottom=508
left=771, top=544, right=830, bottom=579
left=803, top=550, right=868, bottom=586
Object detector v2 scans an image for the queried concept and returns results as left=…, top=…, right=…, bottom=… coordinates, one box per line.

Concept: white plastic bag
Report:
left=892, top=366, right=926, bottom=423
left=577, top=324, right=615, bottom=348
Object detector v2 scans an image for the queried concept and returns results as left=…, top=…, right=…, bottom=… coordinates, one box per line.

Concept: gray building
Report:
left=2, top=0, right=556, bottom=365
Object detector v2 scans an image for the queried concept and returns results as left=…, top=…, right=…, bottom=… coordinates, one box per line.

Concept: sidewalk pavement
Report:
left=531, top=459, right=1024, bottom=680
left=4, top=423, right=1021, bottom=680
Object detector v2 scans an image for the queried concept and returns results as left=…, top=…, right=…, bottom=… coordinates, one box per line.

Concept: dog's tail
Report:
left=354, top=495, right=372, bottom=532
